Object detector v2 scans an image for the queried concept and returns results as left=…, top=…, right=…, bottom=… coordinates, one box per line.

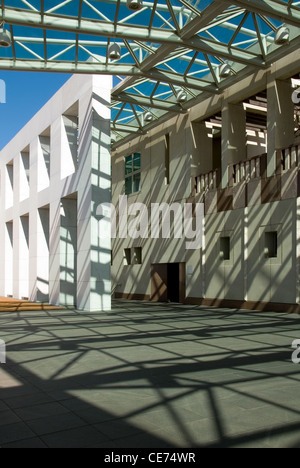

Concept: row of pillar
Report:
left=191, top=77, right=295, bottom=187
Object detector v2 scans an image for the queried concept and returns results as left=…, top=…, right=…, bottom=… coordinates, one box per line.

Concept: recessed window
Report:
left=220, top=237, right=230, bottom=261
left=134, top=247, right=142, bottom=265
left=125, top=153, right=141, bottom=195
left=265, top=232, right=278, bottom=258
left=124, top=248, right=131, bottom=266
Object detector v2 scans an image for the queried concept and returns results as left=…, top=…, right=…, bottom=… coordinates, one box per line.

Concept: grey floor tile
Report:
left=0, top=410, right=21, bottom=426
left=0, top=422, right=36, bottom=445
left=41, top=425, right=110, bottom=448
left=27, top=412, right=86, bottom=436
left=14, top=402, right=70, bottom=422
left=2, top=437, right=47, bottom=448
left=4, top=392, right=55, bottom=410
left=1, top=301, right=300, bottom=448
left=95, top=419, right=145, bottom=440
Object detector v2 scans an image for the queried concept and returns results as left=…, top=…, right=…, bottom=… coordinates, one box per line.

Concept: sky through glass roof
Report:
left=0, top=0, right=300, bottom=144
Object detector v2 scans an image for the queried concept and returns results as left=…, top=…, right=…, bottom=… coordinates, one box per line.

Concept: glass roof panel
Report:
left=0, top=0, right=300, bottom=143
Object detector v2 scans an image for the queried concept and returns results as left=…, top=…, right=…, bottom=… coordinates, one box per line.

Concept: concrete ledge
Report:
left=184, top=297, right=300, bottom=314
left=114, top=294, right=300, bottom=314
left=115, top=293, right=151, bottom=301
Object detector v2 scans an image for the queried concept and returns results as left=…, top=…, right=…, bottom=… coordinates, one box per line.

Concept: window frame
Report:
left=124, top=152, right=141, bottom=195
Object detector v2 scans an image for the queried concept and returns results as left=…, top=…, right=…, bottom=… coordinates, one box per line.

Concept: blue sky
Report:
left=0, top=71, right=71, bottom=150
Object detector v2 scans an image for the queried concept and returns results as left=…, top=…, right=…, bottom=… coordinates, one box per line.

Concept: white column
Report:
left=297, top=198, right=300, bottom=305
left=60, top=197, right=77, bottom=307
left=191, top=122, right=213, bottom=176
left=4, top=222, right=13, bottom=297
left=49, top=201, right=60, bottom=306
left=77, top=90, right=111, bottom=312
left=267, top=78, right=295, bottom=177
left=36, top=207, right=50, bottom=302
left=221, top=101, right=246, bottom=188
left=19, top=215, right=29, bottom=299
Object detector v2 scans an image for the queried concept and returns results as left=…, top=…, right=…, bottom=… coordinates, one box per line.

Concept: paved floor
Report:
left=0, top=300, right=300, bottom=448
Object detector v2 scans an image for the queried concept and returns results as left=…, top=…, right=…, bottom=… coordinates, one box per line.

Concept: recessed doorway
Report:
left=151, top=263, right=185, bottom=303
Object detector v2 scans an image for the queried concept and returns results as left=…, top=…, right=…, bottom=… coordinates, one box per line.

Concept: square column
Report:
left=191, top=122, right=213, bottom=176
left=221, top=101, right=246, bottom=188
left=60, top=197, right=77, bottom=307
left=77, top=94, right=111, bottom=312
left=267, top=78, right=295, bottom=177
left=32, top=207, right=50, bottom=302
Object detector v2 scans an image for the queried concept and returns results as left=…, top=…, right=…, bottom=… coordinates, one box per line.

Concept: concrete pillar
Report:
left=267, top=78, right=295, bottom=177
left=297, top=197, right=300, bottom=305
left=60, top=197, right=77, bottom=307
left=221, top=101, right=246, bottom=188
left=4, top=222, right=13, bottom=297
left=49, top=202, right=60, bottom=306
left=37, top=134, right=50, bottom=191
left=77, top=105, right=111, bottom=312
left=20, top=150, right=30, bottom=201
left=49, top=115, right=63, bottom=307
left=61, top=115, right=78, bottom=179
left=19, top=215, right=29, bottom=299
left=190, top=122, right=213, bottom=176
left=28, top=208, right=37, bottom=302
left=36, top=207, right=50, bottom=302
left=5, top=161, right=14, bottom=209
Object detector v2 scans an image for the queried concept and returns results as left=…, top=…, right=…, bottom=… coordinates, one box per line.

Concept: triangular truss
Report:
left=1, top=0, right=300, bottom=143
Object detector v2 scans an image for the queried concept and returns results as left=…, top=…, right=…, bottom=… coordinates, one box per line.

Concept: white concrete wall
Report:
left=0, top=73, right=112, bottom=311
left=111, top=49, right=299, bottom=307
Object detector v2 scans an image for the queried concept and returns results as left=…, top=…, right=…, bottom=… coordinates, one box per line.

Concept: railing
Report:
left=193, top=168, right=220, bottom=194
left=278, top=144, right=300, bottom=172
left=232, top=153, right=266, bottom=186
left=192, top=144, right=300, bottom=196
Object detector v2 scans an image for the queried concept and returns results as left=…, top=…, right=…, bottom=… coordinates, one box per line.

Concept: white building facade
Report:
left=111, top=49, right=300, bottom=314
left=0, top=74, right=112, bottom=311
left=1, top=48, right=300, bottom=314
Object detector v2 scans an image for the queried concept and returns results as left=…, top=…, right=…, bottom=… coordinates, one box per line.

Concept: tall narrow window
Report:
left=220, top=237, right=230, bottom=261
left=125, top=153, right=141, bottom=195
left=165, top=133, right=170, bottom=185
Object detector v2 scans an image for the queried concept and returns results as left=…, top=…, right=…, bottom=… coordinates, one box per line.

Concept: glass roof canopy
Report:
left=0, top=0, right=300, bottom=145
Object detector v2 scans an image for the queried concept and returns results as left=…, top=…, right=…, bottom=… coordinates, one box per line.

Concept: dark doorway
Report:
left=213, top=135, right=221, bottom=170
left=167, top=263, right=180, bottom=302
left=151, top=263, right=185, bottom=303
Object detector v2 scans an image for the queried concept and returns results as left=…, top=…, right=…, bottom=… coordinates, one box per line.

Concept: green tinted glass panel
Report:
left=133, top=173, right=141, bottom=193
left=125, top=176, right=132, bottom=195
left=133, top=153, right=141, bottom=171
left=125, top=155, right=133, bottom=175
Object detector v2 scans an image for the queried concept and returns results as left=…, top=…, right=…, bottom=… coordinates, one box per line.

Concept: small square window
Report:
left=265, top=232, right=277, bottom=258
left=134, top=247, right=142, bottom=265
left=220, top=237, right=230, bottom=261
left=124, top=248, right=131, bottom=266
